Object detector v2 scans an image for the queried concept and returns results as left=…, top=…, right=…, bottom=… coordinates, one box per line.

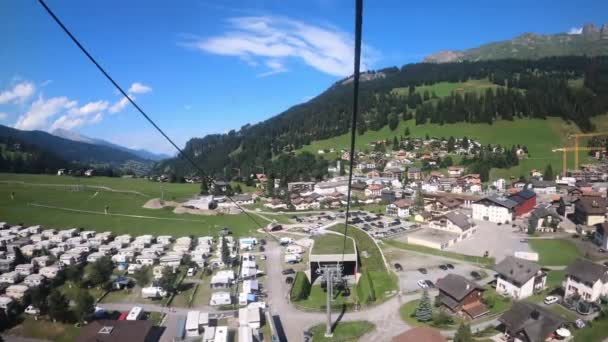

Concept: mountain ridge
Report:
left=424, top=23, right=608, bottom=63
left=52, top=128, right=170, bottom=161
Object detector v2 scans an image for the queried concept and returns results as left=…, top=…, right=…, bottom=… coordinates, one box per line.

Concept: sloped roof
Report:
left=499, top=302, right=565, bottom=342
left=565, top=258, right=608, bottom=285
left=436, top=274, right=483, bottom=301
left=494, top=256, right=542, bottom=286
left=444, top=211, right=473, bottom=231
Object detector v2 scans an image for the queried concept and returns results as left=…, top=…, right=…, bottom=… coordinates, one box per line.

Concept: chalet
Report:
left=429, top=211, right=476, bottom=239
left=414, top=211, right=432, bottom=223
left=573, top=196, right=607, bottom=226
left=563, top=258, right=608, bottom=302
left=365, top=184, right=383, bottom=198
left=436, top=274, right=488, bottom=319
left=528, top=207, right=561, bottom=233
left=494, top=257, right=546, bottom=299
left=499, top=302, right=566, bottom=342
left=384, top=166, right=405, bottom=180
left=447, top=166, right=465, bottom=177
left=528, top=179, right=557, bottom=194
left=386, top=199, right=412, bottom=218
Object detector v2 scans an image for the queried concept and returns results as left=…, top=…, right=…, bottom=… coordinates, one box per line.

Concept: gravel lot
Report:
left=445, top=219, right=532, bottom=261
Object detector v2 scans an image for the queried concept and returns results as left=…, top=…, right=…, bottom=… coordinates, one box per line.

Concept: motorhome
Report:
left=157, top=235, right=173, bottom=245
left=126, top=306, right=144, bottom=320
left=0, top=271, right=22, bottom=284
left=141, top=286, right=167, bottom=299
left=39, top=266, right=60, bottom=279
left=14, top=263, right=34, bottom=276
left=211, top=270, right=235, bottom=288
left=5, top=284, right=29, bottom=300
left=284, top=254, right=302, bottom=264
left=286, top=245, right=304, bottom=255
left=0, top=295, right=14, bottom=311
left=159, top=255, right=182, bottom=268
left=210, top=292, right=232, bottom=306
left=23, top=274, right=45, bottom=287
left=127, top=263, right=144, bottom=274
left=136, top=254, right=158, bottom=266
left=86, top=251, right=107, bottom=263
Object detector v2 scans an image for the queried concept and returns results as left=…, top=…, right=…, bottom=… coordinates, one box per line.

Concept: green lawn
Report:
left=6, top=317, right=80, bottom=342
left=573, top=317, right=608, bottom=341
left=528, top=239, right=582, bottom=266
left=392, top=79, right=500, bottom=98
left=299, top=116, right=581, bottom=180
left=312, top=233, right=356, bottom=255
left=384, top=240, right=496, bottom=267
left=483, top=287, right=513, bottom=315
left=0, top=173, right=262, bottom=237
left=295, top=285, right=354, bottom=311
left=329, top=225, right=387, bottom=272
left=309, top=320, right=375, bottom=342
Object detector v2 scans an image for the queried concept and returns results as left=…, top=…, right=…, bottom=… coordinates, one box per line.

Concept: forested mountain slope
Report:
left=157, top=56, right=608, bottom=182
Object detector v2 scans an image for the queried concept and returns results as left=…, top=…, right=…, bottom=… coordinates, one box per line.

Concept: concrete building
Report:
left=472, top=195, right=517, bottom=223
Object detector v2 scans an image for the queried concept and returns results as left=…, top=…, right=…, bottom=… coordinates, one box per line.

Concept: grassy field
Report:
left=299, top=116, right=583, bottom=180
left=384, top=240, right=496, bottom=267
left=309, top=320, right=375, bottom=341
left=312, top=233, right=356, bottom=255
left=574, top=316, right=608, bottom=341
left=0, top=173, right=264, bottom=237
left=528, top=239, right=582, bottom=266
left=392, top=79, right=500, bottom=97
left=6, top=317, right=80, bottom=342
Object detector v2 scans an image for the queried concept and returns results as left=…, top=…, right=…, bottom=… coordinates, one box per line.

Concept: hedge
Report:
left=290, top=271, right=311, bottom=301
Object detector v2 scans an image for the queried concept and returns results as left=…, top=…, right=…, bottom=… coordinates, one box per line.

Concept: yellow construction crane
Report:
left=568, top=132, right=608, bottom=170
left=551, top=146, right=606, bottom=176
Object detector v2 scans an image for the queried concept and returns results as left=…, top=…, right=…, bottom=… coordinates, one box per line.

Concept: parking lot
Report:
left=445, top=219, right=532, bottom=262
left=383, top=247, right=494, bottom=293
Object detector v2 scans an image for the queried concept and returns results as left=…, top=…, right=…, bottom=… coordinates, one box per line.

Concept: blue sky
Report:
left=1, top=0, right=606, bottom=154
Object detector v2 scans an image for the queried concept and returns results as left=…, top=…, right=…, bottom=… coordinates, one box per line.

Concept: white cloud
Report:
left=49, top=100, right=109, bottom=131
left=14, top=96, right=75, bottom=130
left=128, top=82, right=152, bottom=94
left=0, top=112, right=7, bottom=121
left=568, top=27, right=583, bottom=35
left=182, top=16, right=378, bottom=77
left=0, top=81, right=36, bottom=104
left=109, top=96, right=132, bottom=114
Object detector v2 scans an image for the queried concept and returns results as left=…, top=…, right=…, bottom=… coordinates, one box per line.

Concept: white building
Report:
left=471, top=196, right=517, bottom=224
left=563, top=259, right=608, bottom=303
left=494, top=256, right=546, bottom=300
left=210, top=292, right=232, bottom=306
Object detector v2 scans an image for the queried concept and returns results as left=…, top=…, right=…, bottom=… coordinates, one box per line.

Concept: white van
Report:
left=187, top=267, right=196, bottom=277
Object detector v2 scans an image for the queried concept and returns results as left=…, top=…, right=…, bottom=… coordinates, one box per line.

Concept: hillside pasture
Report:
left=0, top=173, right=262, bottom=237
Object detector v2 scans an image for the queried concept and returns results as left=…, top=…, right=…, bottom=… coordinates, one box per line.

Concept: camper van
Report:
left=284, top=254, right=302, bottom=264
left=126, top=306, right=144, bottom=320
left=141, top=286, right=167, bottom=299
left=210, top=292, right=232, bottom=306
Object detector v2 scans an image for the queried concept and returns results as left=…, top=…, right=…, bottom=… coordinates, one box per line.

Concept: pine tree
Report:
left=47, top=290, right=70, bottom=323
left=543, top=164, right=554, bottom=181
left=392, top=137, right=400, bottom=151
left=454, top=323, right=474, bottom=342
left=200, top=178, right=209, bottom=195
left=404, top=127, right=410, bottom=136
left=415, top=289, right=433, bottom=322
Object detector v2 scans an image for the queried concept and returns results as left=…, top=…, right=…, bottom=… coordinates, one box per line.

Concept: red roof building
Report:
left=509, top=189, right=537, bottom=217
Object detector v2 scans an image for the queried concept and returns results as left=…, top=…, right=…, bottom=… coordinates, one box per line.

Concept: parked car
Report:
left=285, top=276, right=294, bottom=284
left=24, top=305, right=40, bottom=315
left=446, top=264, right=454, bottom=269
left=424, top=280, right=435, bottom=288
left=574, top=319, right=586, bottom=329
left=282, top=268, right=295, bottom=275
left=470, top=271, right=482, bottom=280
left=439, top=265, right=448, bottom=271
left=418, top=268, right=428, bottom=274
left=259, top=245, right=265, bottom=252
left=520, top=239, right=528, bottom=243
left=544, top=296, right=559, bottom=305
left=417, top=280, right=428, bottom=289
left=394, top=263, right=403, bottom=272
